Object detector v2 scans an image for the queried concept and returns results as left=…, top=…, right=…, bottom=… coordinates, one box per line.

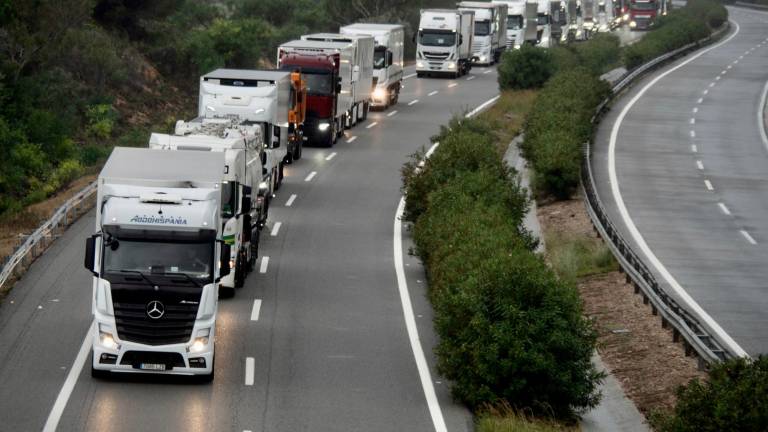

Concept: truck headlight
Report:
left=189, top=328, right=210, bottom=353
left=318, top=122, right=331, bottom=132
left=446, top=61, right=456, bottom=69
left=623, top=13, right=630, bottom=21
left=372, top=87, right=387, bottom=101
left=99, top=324, right=119, bottom=350
left=629, top=20, right=637, bottom=28
left=416, top=60, right=426, bottom=68
left=479, top=55, right=487, bottom=63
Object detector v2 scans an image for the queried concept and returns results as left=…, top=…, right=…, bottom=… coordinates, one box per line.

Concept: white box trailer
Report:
left=340, top=23, right=405, bottom=109
left=86, top=147, right=230, bottom=381
left=416, top=9, right=475, bottom=78
left=300, top=33, right=374, bottom=122
left=198, top=69, right=300, bottom=197
left=524, top=2, right=540, bottom=44
left=458, top=1, right=508, bottom=65
left=493, top=0, right=527, bottom=49
left=149, top=119, right=269, bottom=295
left=535, top=0, right=554, bottom=47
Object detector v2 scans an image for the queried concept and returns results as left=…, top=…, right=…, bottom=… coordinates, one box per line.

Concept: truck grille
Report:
left=111, top=283, right=201, bottom=346
left=471, top=41, right=486, bottom=52
left=423, top=51, right=450, bottom=60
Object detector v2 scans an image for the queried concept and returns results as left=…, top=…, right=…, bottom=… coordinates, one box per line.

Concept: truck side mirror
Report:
left=219, top=243, right=231, bottom=278
left=272, top=126, right=281, bottom=148
left=459, top=34, right=464, bottom=45
left=84, top=235, right=100, bottom=276
left=242, top=214, right=252, bottom=243
left=241, top=185, right=252, bottom=214
left=412, top=31, right=418, bottom=43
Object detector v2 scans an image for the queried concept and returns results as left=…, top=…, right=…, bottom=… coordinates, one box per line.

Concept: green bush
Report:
left=573, top=33, right=621, bottom=75
left=498, top=45, right=555, bottom=90
left=654, top=356, right=768, bottom=432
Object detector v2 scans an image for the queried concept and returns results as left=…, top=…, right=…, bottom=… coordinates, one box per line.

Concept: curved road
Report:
left=0, top=65, right=502, bottom=432
left=592, top=7, right=768, bottom=356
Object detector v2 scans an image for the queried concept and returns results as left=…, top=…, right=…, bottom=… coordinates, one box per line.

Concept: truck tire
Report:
left=234, top=248, right=245, bottom=288
left=278, top=163, right=284, bottom=187
left=361, top=102, right=369, bottom=121
left=220, top=285, right=235, bottom=298
left=249, top=230, right=259, bottom=272
left=293, top=141, right=302, bottom=160
left=416, top=72, right=424, bottom=78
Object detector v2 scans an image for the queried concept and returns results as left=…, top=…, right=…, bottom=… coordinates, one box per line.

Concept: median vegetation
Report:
left=498, top=0, right=728, bottom=200
left=402, top=108, right=603, bottom=420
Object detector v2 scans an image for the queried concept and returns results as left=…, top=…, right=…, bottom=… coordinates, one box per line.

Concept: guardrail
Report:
left=0, top=181, right=97, bottom=295
left=582, top=22, right=733, bottom=366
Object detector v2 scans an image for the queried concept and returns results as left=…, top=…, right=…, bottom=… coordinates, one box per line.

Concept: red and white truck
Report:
left=629, top=0, right=665, bottom=29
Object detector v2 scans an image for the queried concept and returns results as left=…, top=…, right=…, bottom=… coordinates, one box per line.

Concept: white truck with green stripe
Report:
left=149, top=118, right=269, bottom=297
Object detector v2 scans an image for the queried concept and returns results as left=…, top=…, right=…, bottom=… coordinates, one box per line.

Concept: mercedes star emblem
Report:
left=146, top=300, right=165, bottom=319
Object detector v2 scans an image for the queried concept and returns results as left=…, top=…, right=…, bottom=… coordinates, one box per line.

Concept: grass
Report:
left=546, top=230, right=618, bottom=282
left=476, top=90, right=538, bottom=152
left=476, top=404, right=575, bottom=432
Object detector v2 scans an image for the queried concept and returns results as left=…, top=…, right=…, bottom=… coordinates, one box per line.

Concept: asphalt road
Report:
left=0, top=65, right=501, bottom=432
left=592, top=8, right=768, bottom=356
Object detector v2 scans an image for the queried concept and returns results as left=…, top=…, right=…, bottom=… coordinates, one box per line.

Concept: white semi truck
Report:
left=149, top=118, right=269, bottom=296
left=340, top=23, right=405, bottom=109
left=458, top=2, right=508, bottom=65
left=300, top=33, right=375, bottom=126
left=493, top=0, right=527, bottom=49
left=85, top=147, right=232, bottom=381
left=416, top=9, right=475, bottom=78
left=535, top=0, right=554, bottom=47
left=199, top=69, right=305, bottom=197
left=596, top=0, right=615, bottom=32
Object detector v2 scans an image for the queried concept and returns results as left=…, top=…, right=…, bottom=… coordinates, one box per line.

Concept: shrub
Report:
left=498, top=45, right=554, bottom=90
left=654, top=356, right=768, bottom=432
left=85, top=104, right=117, bottom=140
left=573, top=33, right=621, bottom=75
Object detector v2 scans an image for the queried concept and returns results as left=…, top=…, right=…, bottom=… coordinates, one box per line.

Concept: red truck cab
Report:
left=629, top=0, right=659, bottom=30
left=278, top=52, right=342, bottom=148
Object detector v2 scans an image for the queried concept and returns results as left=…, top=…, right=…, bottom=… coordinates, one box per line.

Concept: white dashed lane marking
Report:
left=408, top=100, right=419, bottom=106
left=325, top=152, right=337, bottom=161
left=285, top=194, right=297, bottom=207
left=304, top=171, right=317, bottom=182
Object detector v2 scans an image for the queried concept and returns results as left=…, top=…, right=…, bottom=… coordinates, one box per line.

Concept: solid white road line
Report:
left=42, top=321, right=95, bottom=432
left=718, top=202, right=732, bottom=215
left=251, top=300, right=262, bottom=321
left=465, top=95, right=501, bottom=118
left=259, top=256, right=269, bottom=274
left=325, top=152, right=337, bottom=161
left=285, top=194, right=297, bottom=207
left=758, top=80, right=768, bottom=152
left=304, top=171, right=317, bottom=182
left=366, top=122, right=378, bottom=129
left=387, top=110, right=398, bottom=117
left=428, top=90, right=438, bottom=96
left=270, top=222, right=282, bottom=237
left=448, top=83, right=458, bottom=88
left=740, top=230, right=758, bottom=245
left=408, top=100, right=419, bottom=106
left=404, top=73, right=417, bottom=79
left=347, top=136, right=358, bottom=143
left=696, top=160, right=704, bottom=170
left=466, top=75, right=476, bottom=81
left=245, top=357, right=255, bottom=386
left=394, top=198, right=448, bottom=432
left=607, top=19, right=748, bottom=358
left=705, top=180, right=714, bottom=191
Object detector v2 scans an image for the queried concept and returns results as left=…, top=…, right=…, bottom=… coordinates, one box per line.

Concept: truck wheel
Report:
left=362, top=102, right=369, bottom=121
left=278, top=163, right=284, bottom=187
left=416, top=72, right=424, bottom=78
left=293, top=141, right=302, bottom=160
left=234, top=249, right=245, bottom=288
left=249, top=230, right=259, bottom=272
left=220, top=285, right=235, bottom=298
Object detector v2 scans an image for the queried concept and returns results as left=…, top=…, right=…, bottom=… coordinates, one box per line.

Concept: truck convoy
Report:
left=458, top=2, right=508, bottom=65
left=416, top=9, right=475, bottom=78
left=149, top=118, right=268, bottom=296
left=198, top=68, right=307, bottom=198
left=340, top=24, right=405, bottom=109
left=278, top=37, right=371, bottom=146
left=86, top=147, right=231, bottom=381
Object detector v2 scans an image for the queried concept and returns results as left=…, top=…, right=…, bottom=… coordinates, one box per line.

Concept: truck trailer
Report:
left=340, top=23, right=405, bottom=109
left=198, top=68, right=307, bottom=196
left=458, top=2, right=508, bottom=65
left=416, top=9, right=475, bottom=78
left=86, top=147, right=232, bottom=381
left=149, top=118, right=269, bottom=296
left=300, top=33, right=375, bottom=126
left=278, top=39, right=359, bottom=146
left=535, top=0, right=554, bottom=47
left=493, top=0, right=527, bottom=49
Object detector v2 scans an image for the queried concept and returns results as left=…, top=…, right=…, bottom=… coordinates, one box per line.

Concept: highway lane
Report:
left=0, top=65, right=500, bottom=432
left=592, top=8, right=768, bottom=356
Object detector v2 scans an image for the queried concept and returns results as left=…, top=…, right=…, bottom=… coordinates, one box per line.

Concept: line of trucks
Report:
left=83, top=0, right=654, bottom=381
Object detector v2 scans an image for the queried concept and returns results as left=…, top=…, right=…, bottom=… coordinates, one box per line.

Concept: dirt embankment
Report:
left=538, top=198, right=705, bottom=420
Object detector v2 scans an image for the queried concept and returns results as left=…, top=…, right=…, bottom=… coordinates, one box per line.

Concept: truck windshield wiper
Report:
left=116, top=270, right=156, bottom=288
left=165, top=271, right=204, bottom=288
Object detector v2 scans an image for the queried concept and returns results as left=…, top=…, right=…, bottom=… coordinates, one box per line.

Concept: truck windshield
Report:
left=475, top=20, right=491, bottom=36
left=419, top=30, right=457, bottom=47
left=632, top=1, right=656, bottom=9
left=508, top=15, right=524, bottom=30
left=374, top=49, right=387, bottom=69
left=103, top=239, right=214, bottom=282
left=537, top=13, right=551, bottom=25
left=304, top=72, right=333, bottom=96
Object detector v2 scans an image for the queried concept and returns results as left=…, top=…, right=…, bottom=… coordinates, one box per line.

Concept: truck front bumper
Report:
left=416, top=60, right=460, bottom=74
left=92, top=317, right=214, bottom=376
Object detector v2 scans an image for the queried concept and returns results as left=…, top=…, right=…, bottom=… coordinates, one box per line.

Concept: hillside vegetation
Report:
left=0, top=0, right=452, bottom=217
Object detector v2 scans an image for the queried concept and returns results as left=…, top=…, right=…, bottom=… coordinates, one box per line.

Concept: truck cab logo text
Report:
left=130, top=215, right=188, bottom=225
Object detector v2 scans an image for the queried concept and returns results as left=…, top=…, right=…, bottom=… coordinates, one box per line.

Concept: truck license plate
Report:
left=140, top=363, right=166, bottom=371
